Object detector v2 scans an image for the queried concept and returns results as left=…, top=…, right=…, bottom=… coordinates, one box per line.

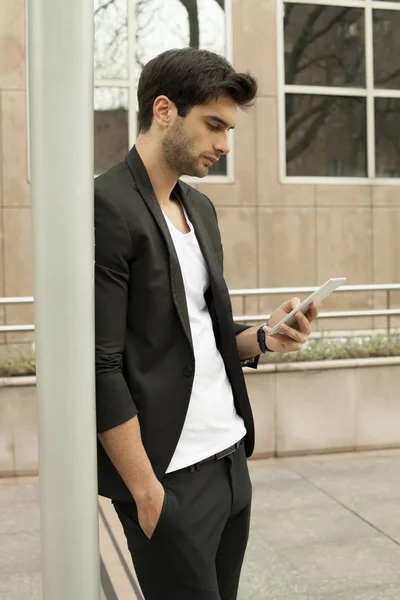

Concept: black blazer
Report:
left=95, top=147, right=258, bottom=501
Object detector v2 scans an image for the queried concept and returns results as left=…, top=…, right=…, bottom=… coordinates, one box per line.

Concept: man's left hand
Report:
left=264, top=298, right=318, bottom=353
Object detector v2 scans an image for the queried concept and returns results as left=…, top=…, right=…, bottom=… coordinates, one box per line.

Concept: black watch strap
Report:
left=257, top=324, right=270, bottom=353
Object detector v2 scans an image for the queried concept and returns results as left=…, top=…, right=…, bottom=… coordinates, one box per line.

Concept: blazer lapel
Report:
left=177, top=184, right=238, bottom=359
left=125, top=148, right=193, bottom=349
left=177, top=184, right=225, bottom=297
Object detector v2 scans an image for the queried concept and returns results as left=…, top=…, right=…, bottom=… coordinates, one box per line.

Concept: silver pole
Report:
left=28, top=1, right=100, bottom=599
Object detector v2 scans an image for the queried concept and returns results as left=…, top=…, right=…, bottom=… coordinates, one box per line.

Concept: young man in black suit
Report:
left=95, top=48, right=317, bottom=600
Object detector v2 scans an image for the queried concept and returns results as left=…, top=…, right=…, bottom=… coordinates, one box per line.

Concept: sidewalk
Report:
left=2, top=450, right=400, bottom=599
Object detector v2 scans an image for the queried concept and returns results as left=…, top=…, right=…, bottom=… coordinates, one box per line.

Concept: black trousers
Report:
left=113, top=443, right=252, bottom=600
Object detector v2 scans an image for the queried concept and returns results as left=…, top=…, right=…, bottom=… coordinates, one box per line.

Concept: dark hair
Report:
left=137, top=48, right=258, bottom=133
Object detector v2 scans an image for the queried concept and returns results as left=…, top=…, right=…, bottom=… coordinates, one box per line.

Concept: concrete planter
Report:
left=246, top=357, right=400, bottom=458
left=1, top=357, right=400, bottom=476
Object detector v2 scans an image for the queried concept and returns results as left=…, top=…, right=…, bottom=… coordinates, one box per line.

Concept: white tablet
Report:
left=267, top=277, right=347, bottom=335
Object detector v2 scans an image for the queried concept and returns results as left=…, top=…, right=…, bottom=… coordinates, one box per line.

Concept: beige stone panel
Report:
left=217, top=207, right=258, bottom=289
left=256, top=97, right=280, bottom=205
left=356, top=366, right=400, bottom=449
left=0, top=306, right=5, bottom=345
left=257, top=207, right=316, bottom=314
left=372, top=186, right=400, bottom=207
left=0, top=93, right=3, bottom=203
left=316, top=207, right=373, bottom=331
left=244, top=371, right=275, bottom=457
left=2, top=90, right=30, bottom=207
left=372, top=208, right=400, bottom=284
left=372, top=208, right=400, bottom=330
left=371, top=290, right=400, bottom=331
left=0, top=387, right=15, bottom=474
left=4, top=304, right=35, bottom=344
left=276, top=368, right=357, bottom=455
left=197, top=109, right=257, bottom=206
left=11, top=384, right=38, bottom=475
left=0, top=207, right=4, bottom=344
left=232, top=0, right=277, bottom=96
left=316, top=186, right=371, bottom=207
left=3, top=207, right=34, bottom=342
left=0, top=0, right=26, bottom=89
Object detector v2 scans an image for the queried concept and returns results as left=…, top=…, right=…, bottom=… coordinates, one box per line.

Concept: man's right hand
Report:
left=135, top=480, right=165, bottom=539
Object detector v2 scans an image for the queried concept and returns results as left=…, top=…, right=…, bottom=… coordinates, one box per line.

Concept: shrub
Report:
left=261, top=333, right=400, bottom=363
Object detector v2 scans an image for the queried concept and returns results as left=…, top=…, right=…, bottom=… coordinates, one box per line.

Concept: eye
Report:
left=207, top=123, right=219, bottom=132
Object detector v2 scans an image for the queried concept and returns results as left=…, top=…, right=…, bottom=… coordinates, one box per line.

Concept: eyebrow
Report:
left=205, top=116, right=235, bottom=130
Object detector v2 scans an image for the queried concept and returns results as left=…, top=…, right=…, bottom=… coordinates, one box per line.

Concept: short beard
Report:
left=162, top=118, right=205, bottom=178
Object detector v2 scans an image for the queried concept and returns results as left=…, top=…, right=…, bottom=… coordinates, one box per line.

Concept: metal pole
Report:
left=28, top=1, right=100, bottom=599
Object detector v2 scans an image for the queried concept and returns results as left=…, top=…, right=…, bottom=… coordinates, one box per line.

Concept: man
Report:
left=94, top=48, right=317, bottom=600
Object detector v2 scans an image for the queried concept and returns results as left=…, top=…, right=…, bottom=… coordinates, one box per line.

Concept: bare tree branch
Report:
left=287, top=101, right=335, bottom=163
left=285, top=6, right=325, bottom=86
left=308, top=7, right=352, bottom=47
left=296, top=54, right=343, bottom=75
left=375, top=67, right=400, bottom=87
left=178, top=0, right=200, bottom=48
left=286, top=96, right=334, bottom=138
left=284, top=4, right=294, bottom=30
left=94, top=0, right=116, bottom=18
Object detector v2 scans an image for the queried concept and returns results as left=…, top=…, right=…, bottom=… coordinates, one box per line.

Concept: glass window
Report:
left=281, top=0, right=400, bottom=180
left=94, top=87, right=129, bottom=174
left=286, top=94, right=367, bottom=177
left=375, top=97, right=400, bottom=178
left=284, top=4, right=365, bottom=88
left=373, top=10, right=400, bottom=90
left=94, top=0, right=128, bottom=80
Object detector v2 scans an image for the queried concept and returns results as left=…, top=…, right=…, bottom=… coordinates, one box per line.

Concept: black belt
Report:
left=188, top=439, right=243, bottom=474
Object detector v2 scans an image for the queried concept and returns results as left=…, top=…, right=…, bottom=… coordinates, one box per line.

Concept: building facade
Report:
left=1, top=0, right=400, bottom=348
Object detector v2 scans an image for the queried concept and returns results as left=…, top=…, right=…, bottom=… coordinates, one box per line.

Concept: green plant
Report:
left=1, top=333, right=400, bottom=376
left=0, top=349, right=36, bottom=377
left=261, top=333, right=400, bottom=363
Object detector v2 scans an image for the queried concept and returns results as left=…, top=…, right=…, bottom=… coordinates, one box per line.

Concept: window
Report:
left=94, top=0, right=232, bottom=180
left=278, top=0, right=400, bottom=183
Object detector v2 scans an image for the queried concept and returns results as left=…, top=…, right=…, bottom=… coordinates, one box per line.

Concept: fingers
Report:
left=279, top=322, right=308, bottom=344
left=305, top=301, right=319, bottom=323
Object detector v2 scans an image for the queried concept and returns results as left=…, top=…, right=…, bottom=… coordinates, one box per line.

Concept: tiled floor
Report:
left=2, top=449, right=400, bottom=599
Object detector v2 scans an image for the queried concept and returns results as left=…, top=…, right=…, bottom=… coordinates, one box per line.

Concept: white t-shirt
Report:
left=163, top=206, right=246, bottom=473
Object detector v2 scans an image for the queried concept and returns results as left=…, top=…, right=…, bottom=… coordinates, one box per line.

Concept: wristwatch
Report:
left=257, top=323, right=273, bottom=353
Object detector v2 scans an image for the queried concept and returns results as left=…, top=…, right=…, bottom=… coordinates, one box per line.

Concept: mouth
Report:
left=203, top=155, right=219, bottom=166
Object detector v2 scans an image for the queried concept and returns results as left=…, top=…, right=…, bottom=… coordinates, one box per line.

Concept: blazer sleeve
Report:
left=94, top=191, right=138, bottom=433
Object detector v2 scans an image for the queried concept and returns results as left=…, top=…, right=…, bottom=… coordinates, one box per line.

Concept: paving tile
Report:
left=239, top=531, right=311, bottom=599
left=250, top=502, right=374, bottom=549
left=0, top=503, right=40, bottom=535
left=0, top=530, right=41, bottom=574
left=3, top=453, right=400, bottom=599
left=0, top=572, right=42, bottom=600
left=314, top=582, right=400, bottom=599
left=250, top=476, right=334, bottom=513
left=280, top=534, right=400, bottom=587
left=291, top=455, right=400, bottom=506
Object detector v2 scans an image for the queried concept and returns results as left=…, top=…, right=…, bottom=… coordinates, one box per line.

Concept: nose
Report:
left=214, top=131, right=230, bottom=156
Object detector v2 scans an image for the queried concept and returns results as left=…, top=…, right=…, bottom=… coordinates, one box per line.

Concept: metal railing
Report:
left=1, top=284, right=400, bottom=335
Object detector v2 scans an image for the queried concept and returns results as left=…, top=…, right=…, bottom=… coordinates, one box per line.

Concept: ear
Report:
left=153, top=95, right=176, bottom=128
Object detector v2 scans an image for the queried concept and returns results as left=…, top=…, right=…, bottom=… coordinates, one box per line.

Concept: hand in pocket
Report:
left=136, top=481, right=166, bottom=540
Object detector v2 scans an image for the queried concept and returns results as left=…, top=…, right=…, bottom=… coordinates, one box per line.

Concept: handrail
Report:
left=0, top=284, right=399, bottom=334
left=0, top=297, right=34, bottom=304
left=234, top=309, right=400, bottom=323
left=229, top=283, right=400, bottom=296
